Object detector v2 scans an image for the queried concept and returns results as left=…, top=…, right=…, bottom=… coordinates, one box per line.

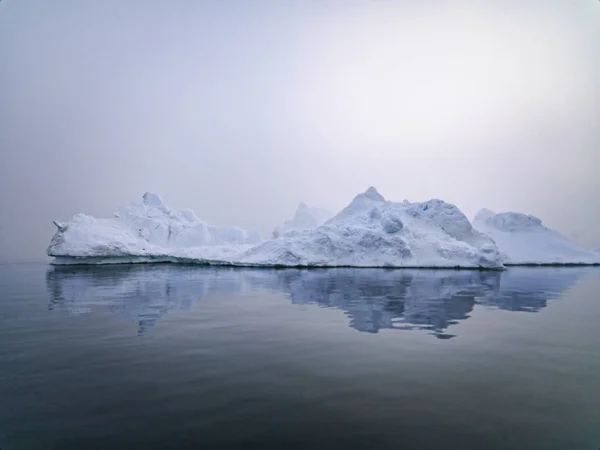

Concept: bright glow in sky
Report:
left=291, top=2, right=595, bottom=150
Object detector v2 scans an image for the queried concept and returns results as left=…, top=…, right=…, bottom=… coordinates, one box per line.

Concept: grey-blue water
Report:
left=1, top=263, right=599, bottom=449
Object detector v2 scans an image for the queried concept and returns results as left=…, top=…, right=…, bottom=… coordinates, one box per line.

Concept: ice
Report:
left=237, top=187, right=502, bottom=268
left=47, top=192, right=262, bottom=260
left=473, top=209, right=600, bottom=265
left=48, top=188, right=502, bottom=268
left=48, top=188, right=598, bottom=268
left=272, top=202, right=333, bottom=238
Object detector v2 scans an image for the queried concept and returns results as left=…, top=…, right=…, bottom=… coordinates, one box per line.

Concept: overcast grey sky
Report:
left=1, top=0, right=599, bottom=262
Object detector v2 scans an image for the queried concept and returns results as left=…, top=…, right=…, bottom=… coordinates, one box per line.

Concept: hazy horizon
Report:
left=1, top=0, right=599, bottom=263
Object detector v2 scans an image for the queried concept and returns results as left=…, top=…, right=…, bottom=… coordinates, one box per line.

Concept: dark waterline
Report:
left=1, top=263, right=599, bottom=449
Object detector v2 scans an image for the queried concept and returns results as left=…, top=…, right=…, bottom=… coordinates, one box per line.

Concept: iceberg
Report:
left=48, top=188, right=598, bottom=268
left=472, top=209, right=600, bottom=265
left=272, top=202, right=333, bottom=238
left=240, top=187, right=501, bottom=268
left=47, top=192, right=262, bottom=264
left=48, top=188, right=502, bottom=268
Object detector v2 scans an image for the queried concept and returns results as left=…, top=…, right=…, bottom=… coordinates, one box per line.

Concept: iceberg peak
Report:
left=363, top=186, right=385, bottom=202
left=474, top=208, right=496, bottom=223
left=333, top=186, right=386, bottom=222
left=52, top=220, right=68, bottom=232
left=272, top=202, right=334, bottom=237
left=142, top=192, right=165, bottom=208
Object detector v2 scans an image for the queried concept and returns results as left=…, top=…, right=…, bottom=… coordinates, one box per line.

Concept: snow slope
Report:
left=473, top=209, right=600, bottom=265
left=47, top=192, right=262, bottom=262
left=272, top=203, right=333, bottom=238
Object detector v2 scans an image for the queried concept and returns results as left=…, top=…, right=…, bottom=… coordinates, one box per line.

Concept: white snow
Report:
left=47, top=188, right=599, bottom=268
left=272, top=202, right=333, bottom=238
left=473, top=209, right=600, bottom=265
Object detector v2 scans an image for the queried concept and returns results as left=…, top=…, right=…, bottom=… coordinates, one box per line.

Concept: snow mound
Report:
left=272, top=202, right=333, bottom=238
left=47, top=192, right=262, bottom=259
left=239, top=187, right=502, bottom=269
left=473, top=209, right=600, bottom=265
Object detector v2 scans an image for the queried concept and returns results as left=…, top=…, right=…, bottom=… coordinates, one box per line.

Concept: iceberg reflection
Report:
left=46, top=265, right=595, bottom=337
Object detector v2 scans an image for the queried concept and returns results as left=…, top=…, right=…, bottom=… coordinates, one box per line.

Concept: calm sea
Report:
left=1, top=263, right=599, bottom=449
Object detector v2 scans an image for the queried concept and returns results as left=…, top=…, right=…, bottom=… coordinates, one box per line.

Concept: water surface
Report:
left=1, top=263, right=599, bottom=449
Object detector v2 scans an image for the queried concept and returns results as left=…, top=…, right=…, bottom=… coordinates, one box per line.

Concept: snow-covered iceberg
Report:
left=473, top=209, right=600, bottom=265
left=48, top=188, right=502, bottom=268
left=272, top=202, right=333, bottom=238
left=240, top=187, right=502, bottom=268
left=49, top=188, right=598, bottom=268
left=47, top=192, right=262, bottom=264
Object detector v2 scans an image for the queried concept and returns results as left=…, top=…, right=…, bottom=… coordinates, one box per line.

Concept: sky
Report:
left=1, top=0, right=599, bottom=262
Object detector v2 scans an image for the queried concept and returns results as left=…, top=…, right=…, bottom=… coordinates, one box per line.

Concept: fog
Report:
left=1, top=0, right=599, bottom=263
